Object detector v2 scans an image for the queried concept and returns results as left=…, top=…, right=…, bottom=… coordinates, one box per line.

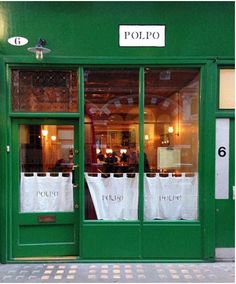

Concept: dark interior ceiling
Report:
left=84, top=68, right=199, bottom=104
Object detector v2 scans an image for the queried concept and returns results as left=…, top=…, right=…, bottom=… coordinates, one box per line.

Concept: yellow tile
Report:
left=196, top=274, right=205, bottom=279
left=88, top=275, right=96, bottom=279
left=69, top=270, right=76, bottom=274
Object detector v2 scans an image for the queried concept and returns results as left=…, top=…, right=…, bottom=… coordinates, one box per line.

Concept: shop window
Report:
left=11, top=70, right=78, bottom=112
left=219, top=69, right=235, bottom=109
left=84, top=68, right=139, bottom=220
left=83, top=67, right=199, bottom=221
left=20, top=124, right=74, bottom=212
left=144, top=68, right=199, bottom=220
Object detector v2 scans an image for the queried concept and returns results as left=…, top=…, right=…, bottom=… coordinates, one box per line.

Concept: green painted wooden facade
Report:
left=0, top=1, right=234, bottom=262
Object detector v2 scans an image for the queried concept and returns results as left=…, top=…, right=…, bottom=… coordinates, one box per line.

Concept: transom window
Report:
left=11, top=69, right=78, bottom=112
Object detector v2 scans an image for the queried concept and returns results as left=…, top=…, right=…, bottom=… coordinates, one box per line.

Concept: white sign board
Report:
left=215, top=119, right=230, bottom=199
left=158, top=147, right=181, bottom=169
left=8, top=36, right=28, bottom=46
left=119, top=25, right=165, bottom=47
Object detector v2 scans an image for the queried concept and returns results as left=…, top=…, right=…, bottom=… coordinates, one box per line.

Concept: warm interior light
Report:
left=168, top=126, right=174, bottom=133
left=51, top=135, right=57, bottom=141
left=106, top=148, right=113, bottom=154
left=42, top=129, right=48, bottom=137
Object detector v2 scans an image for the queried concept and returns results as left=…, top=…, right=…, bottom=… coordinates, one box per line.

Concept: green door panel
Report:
left=11, top=119, right=80, bottom=258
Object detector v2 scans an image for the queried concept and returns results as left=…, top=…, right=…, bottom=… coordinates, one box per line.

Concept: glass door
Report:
left=11, top=120, right=80, bottom=259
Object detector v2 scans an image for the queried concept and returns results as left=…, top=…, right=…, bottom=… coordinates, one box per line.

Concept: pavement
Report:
left=0, top=262, right=234, bottom=283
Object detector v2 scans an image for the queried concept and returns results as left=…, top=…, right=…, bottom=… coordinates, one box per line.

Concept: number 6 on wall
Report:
left=215, top=119, right=229, bottom=199
left=218, top=146, right=227, bottom=157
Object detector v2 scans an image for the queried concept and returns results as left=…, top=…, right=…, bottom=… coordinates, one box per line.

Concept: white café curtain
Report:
left=85, top=173, right=139, bottom=220
left=21, top=172, right=74, bottom=212
left=85, top=172, right=198, bottom=220
left=144, top=173, right=198, bottom=220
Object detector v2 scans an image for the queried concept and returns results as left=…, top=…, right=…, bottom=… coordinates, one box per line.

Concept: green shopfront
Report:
left=0, top=2, right=234, bottom=262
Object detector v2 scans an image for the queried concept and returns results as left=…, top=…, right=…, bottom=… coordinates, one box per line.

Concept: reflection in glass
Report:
left=12, top=70, right=78, bottom=112
left=20, top=125, right=74, bottom=213
left=144, top=69, right=199, bottom=220
left=84, top=69, right=139, bottom=220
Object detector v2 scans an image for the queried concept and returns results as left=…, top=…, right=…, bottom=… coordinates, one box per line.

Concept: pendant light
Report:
left=28, top=38, right=51, bottom=60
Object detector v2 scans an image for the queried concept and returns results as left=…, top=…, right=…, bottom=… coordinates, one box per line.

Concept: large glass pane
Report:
left=20, top=125, right=74, bottom=212
left=12, top=70, right=78, bottom=112
left=84, top=68, right=139, bottom=220
left=144, top=69, right=199, bottom=220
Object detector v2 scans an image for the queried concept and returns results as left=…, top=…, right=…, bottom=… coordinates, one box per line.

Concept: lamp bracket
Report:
left=38, top=38, right=47, bottom=47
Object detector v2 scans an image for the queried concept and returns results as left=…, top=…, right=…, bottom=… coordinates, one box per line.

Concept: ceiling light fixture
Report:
left=28, top=38, right=51, bottom=60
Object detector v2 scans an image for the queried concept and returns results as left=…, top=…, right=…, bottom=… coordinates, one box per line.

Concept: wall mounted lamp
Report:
left=51, top=135, right=57, bottom=141
left=27, top=38, right=51, bottom=60
left=41, top=129, right=48, bottom=137
left=144, top=134, right=149, bottom=141
left=168, top=126, right=174, bottom=134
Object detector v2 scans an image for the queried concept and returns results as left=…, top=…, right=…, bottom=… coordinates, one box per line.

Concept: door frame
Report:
left=10, top=118, right=80, bottom=259
left=215, top=62, right=235, bottom=257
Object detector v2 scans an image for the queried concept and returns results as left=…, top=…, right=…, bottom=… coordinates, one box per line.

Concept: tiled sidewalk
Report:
left=0, top=262, right=234, bottom=283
